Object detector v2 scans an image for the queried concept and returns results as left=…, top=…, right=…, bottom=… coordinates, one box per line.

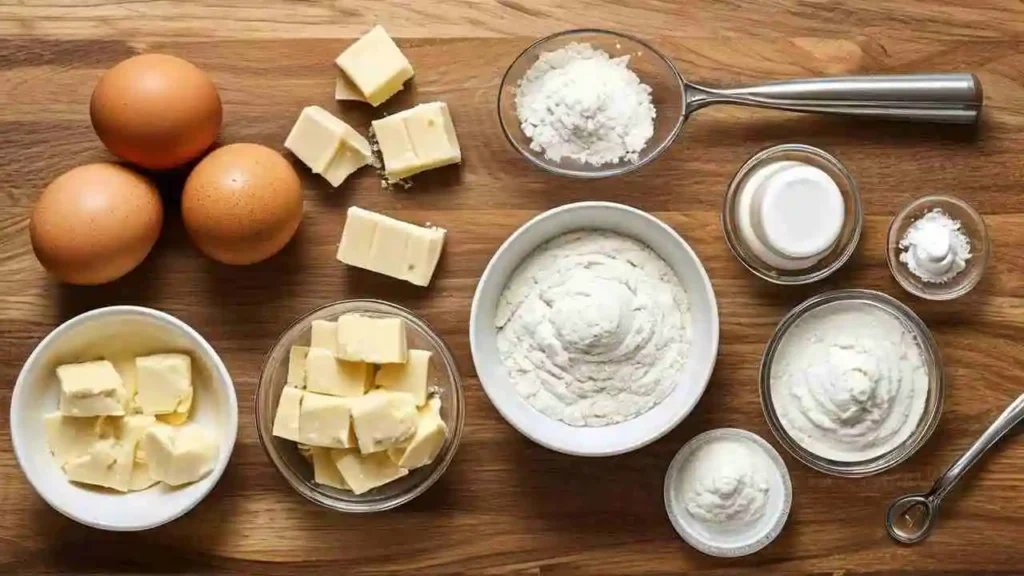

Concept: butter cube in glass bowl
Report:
left=255, top=299, right=464, bottom=512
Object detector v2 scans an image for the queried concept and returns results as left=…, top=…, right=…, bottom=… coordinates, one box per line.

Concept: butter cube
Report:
left=336, top=314, right=408, bottom=364
left=372, top=102, right=461, bottom=180
left=336, top=206, right=446, bottom=287
left=130, top=460, right=159, bottom=491
left=334, top=450, right=408, bottom=495
left=310, top=447, right=351, bottom=490
left=141, top=423, right=219, bottom=486
left=135, top=353, right=193, bottom=416
left=375, top=349, right=432, bottom=406
left=298, top=391, right=356, bottom=449
left=43, top=412, right=107, bottom=466
left=310, top=320, right=338, bottom=355
left=305, top=347, right=370, bottom=397
left=287, top=346, right=309, bottom=388
left=272, top=386, right=304, bottom=442
left=57, top=360, right=127, bottom=416
left=64, top=439, right=125, bottom=491
left=388, top=397, right=447, bottom=470
left=283, top=106, right=372, bottom=186
left=62, top=415, right=155, bottom=492
left=349, top=389, right=418, bottom=454
left=335, top=25, right=414, bottom=106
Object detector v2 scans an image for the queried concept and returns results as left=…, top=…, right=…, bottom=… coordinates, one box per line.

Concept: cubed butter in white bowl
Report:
left=11, top=306, right=238, bottom=531
left=469, top=202, right=720, bottom=456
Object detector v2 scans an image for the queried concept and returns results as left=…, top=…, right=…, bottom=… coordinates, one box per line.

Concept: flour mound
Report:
left=515, top=43, right=656, bottom=166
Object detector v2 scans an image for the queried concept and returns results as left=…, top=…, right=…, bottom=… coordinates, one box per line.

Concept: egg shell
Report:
left=30, top=163, right=164, bottom=285
left=182, top=143, right=304, bottom=265
left=91, top=54, right=222, bottom=170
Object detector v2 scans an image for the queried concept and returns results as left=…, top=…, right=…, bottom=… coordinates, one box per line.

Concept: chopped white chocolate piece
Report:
left=334, top=450, right=408, bottom=495
left=388, top=397, right=447, bottom=470
left=298, top=391, right=356, bottom=449
left=272, top=386, right=303, bottom=443
left=310, top=320, right=338, bottom=355
left=375, top=349, right=432, bottom=406
left=287, top=346, right=309, bottom=389
left=372, top=102, right=461, bottom=180
left=336, top=206, right=446, bottom=287
left=349, top=389, right=418, bottom=454
left=304, top=348, right=370, bottom=397
left=336, top=314, right=408, bottom=364
left=310, top=447, right=351, bottom=490
left=334, top=25, right=414, bottom=106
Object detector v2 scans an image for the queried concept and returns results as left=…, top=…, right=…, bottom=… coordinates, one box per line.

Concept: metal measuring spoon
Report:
left=886, top=392, right=1024, bottom=544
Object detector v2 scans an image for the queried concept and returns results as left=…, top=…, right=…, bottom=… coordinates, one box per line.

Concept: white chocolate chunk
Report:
left=388, top=397, right=447, bottom=470
left=349, top=389, right=418, bottom=454
left=334, top=450, right=408, bottom=495
left=336, top=206, right=446, bottom=287
left=304, top=348, right=370, bottom=397
left=336, top=313, right=408, bottom=364
left=375, top=349, right=432, bottom=406
left=334, top=25, right=414, bottom=106
left=298, top=391, right=356, bottom=449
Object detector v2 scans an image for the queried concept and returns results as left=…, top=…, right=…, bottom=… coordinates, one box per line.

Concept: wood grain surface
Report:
left=2, top=1, right=1024, bottom=574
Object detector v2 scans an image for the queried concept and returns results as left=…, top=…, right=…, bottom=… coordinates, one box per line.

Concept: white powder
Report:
left=899, top=209, right=971, bottom=284
left=514, top=42, right=656, bottom=166
left=681, top=439, right=771, bottom=525
left=494, top=231, right=690, bottom=427
left=769, top=301, right=929, bottom=462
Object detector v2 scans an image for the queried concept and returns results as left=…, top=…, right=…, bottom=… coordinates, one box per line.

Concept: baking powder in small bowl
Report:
left=664, top=428, right=792, bottom=557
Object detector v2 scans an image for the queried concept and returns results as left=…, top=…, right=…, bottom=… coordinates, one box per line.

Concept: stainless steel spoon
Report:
left=886, top=392, right=1024, bottom=544
left=684, top=74, right=983, bottom=124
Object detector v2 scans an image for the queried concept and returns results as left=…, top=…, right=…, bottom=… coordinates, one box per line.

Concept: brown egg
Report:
left=30, top=163, right=164, bottom=285
left=182, top=143, right=303, bottom=265
left=91, top=54, right=222, bottom=170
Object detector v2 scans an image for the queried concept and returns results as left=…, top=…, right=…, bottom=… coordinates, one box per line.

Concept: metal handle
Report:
left=886, top=392, right=1024, bottom=544
left=686, top=73, right=983, bottom=124
left=929, top=392, right=1024, bottom=503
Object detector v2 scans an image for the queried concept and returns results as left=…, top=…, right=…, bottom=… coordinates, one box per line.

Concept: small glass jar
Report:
left=722, top=144, right=862, bottom=284
left=887, top=194, right=989, bottom=301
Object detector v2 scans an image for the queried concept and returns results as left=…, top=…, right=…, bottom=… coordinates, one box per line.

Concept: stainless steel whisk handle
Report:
left=687, top=73, right=983, bottom=124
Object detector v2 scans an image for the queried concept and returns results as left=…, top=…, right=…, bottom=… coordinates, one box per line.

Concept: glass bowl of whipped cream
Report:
left=886, top=194, right=989, bottom=301
left=759, top=289, right=944, bottom=477
left=255, top=300, right=465, bottom=512
left=498, top=29, right=685, bottom=178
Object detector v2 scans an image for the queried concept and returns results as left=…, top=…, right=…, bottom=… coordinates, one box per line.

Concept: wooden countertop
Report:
left=2, top=1, right=1024, bottom=574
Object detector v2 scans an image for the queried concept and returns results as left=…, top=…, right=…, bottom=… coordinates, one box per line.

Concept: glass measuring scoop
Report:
left=886, top=392, right=1024, bottom=544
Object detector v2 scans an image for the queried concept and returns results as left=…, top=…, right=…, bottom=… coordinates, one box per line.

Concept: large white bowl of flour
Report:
left=470, top=202, right=719, bottom=456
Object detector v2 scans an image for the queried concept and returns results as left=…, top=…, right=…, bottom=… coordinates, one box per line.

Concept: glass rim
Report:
left=758, top=289, right=945, bottom=477
left=254, top=299, right=465, bottom=512
left=497, top=28, right=686, bottom=179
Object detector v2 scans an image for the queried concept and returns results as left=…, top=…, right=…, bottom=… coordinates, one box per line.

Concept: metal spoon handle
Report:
left=686, top=73, right=982, bottom=124
left=929, top=392, right=1024, bottom=504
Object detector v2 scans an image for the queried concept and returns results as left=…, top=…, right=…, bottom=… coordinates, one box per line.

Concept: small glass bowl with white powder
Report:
left=498, top=29, right=685, bottom=178
left=886, top=194, right=989, bottom=300
left=664, top=428, right=792, bottom=557
left=722, top=144, right=863, bottom=284
left=760, top=290, right=944, bottom=477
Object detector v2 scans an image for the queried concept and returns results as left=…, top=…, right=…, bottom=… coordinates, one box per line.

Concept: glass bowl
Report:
left=255, top=300, right=464, bottom=512
left=722, top=144, right=863, bottom=285
left=497, top=28, right=685, bottom=178
left=759, top=290, right=944, bottom=477
left=886, top=194, right=989, bottom=301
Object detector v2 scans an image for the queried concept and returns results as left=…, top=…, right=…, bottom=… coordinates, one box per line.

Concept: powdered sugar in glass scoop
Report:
left=514, top=42, right=656, bottom=166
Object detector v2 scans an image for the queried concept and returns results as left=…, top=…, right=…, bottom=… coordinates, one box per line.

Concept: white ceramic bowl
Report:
left=663, top=428, right=792, bottom=557
left=11, top=306, right=238, bottom=531
left=470, top=202, right=719, bottom=456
